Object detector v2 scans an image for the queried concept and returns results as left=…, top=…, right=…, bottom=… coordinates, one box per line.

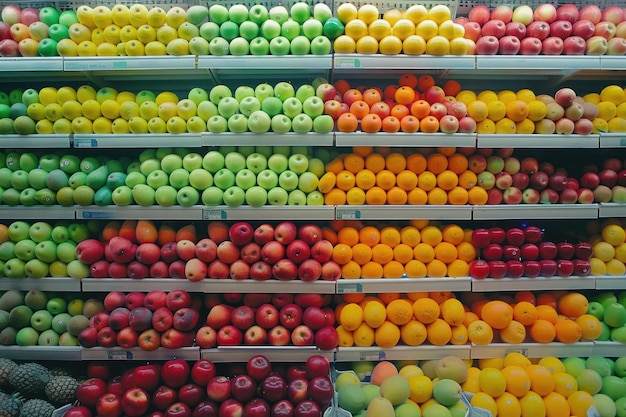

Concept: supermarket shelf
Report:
left=73, top=134, right=202, bottom=148
left=477, top=134, right=599, bottom=149
left=81, top=346, right=200, bottom=361
left=0, top=57, right=64, bottom=73
left=0, top=206, right=76, bottom=219
left=335, top=205, right=472, bottom=221
left=335, top=345, right=471, bottom=362
left=64, top=55, right=197, bottom=71
left=203, top=205, right=335, bottom=221
left=471, top=342, right=595, bottom=359
left=472, top=204, right=598, bottom=220
left=600, top=56, right=626, bottom=70
left=204, top=279, right=336, bottom=294
left=202, top=132, right=334, bottom=147
left=0, top=277, right=81, bottom=292
left=472, top=276, right=596, bottom=292
left=475, top=55, right=602, bottom=71
left=201, top=346, right=334, bottom=363
left=599, top=203, right=626, bottom=218
left=336, top=277, right=471, bottom=294
left=81, top=278, right=203, bottom=292
left=198, top=55, right=333, bottom=70
left=0, top=346, right=82, bottom=360
left=334, top=133, right=477, bottom=148
left=595, top=276, right=626, bottom=290
left=599, top=133, right=626, bottom=148
left=0, top=134, right=71, bottom=148
left=333, top=54, right=475, bottom=70
left=592, top=341, right=626, bottom=357
left=75, top=205, right=205, bottom=220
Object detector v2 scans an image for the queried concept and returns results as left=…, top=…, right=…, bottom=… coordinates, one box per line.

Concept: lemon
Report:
left=415, top=19, right=438, bottom=41
left=45, top=103, right=64, bottom=121
left=56, top=86, right=77, bottom=105
left=116, top=91, right=135, bottom=104
left=497, top=90, right=517, bottom=104
left=139, top=101, right=159, bottom=120
left=345, top=19, right=368, bottom=40
left=456, top=90, right=477, bottom=105
left=378, top=35, right=402, bottom=55
left=516, top=88, right=536, bottom=103
left=487, top=100, right=506, bottom=121
left=27, top=103, right=46, bottom=121
left=102, top=24, right=121, bottom=44
left=516, top=118, right=535, bottom=134
left=600, top=85, right=625, bottom=105
left=476, top=119, right=496, bottom=134
left=392, top=18, right=416, bottom=41
left=477, top=90, right=498, bottom=103
left=616, top=102, right=626, bottom=119
left=608, top=117, right=626, bottom=133
left=467, top=100, right=488, bottom=121
left=125, top=40, right=145, bottom=56
left=137, top=24, right=157, bottom=43
left=382, top=8, right=403, bottom=26
left=90, top=28, right=105, bottom=45
left=62, top=100, right=83, bottom=120
left=148, top=116, right=167, bottom=133
left=333, top=35, right=356, bottom=53
left=166, top=116, right=187, bottom=134
left=495, top=117, right=516, bottom=134
left=111, top=4, right=130, bottom=26
left=81, top=99, right=101, bottom=120
left=403, top=4, right=428, bottom=25
left=606, top=259, right=626, bottom=275
left=527, top=100, right=548, bottom=121
left=438, top=20, right=456, bottom=40
left=336, top=3, right=358, bottom=24
left=100, top=99, right=121, bottom=120
left=155, top=91, right=179, bottom=106
left=39, top=87, right=58, bottom=106
left=53, top=118, right=72, bottom=134
left=402, top=35, right=426, bottom=55
left=35, top=119, right=54, bottom=134
left=426, top=35, right=450, bottom=55
left=368, top=19, right=391, bottom=41
left=128, top=116, right=149, bottom=133
left=593, top=118, right=609, bottom=133
left=145, top=41, right=167, bottom=56
left=119, top=25, right=137, bottom=42
left=96, top=42, right=118, bottom=56
left=119, top=102, right=140, bottom=120
left=93, top=116, right=113, bottom=134
left=157, top=26, right=178, bottom=45
left=111, top=118, right=130, bottom=134
left=71, top=116, right=93, bottom=134
left=355, top=35, right=379, bottom=54
left=583, top=92, right=601, bottom=104
left=449, top=37, right=468, bottom=55
left=77, top=40, right=97, bottom=56
left=357, top=4, right=379, bottom=25
left=598, top=101, right=618, bottom=120
left=428, top=4, right=452, bottom=25
left=76, top=85, right=96, bottom=104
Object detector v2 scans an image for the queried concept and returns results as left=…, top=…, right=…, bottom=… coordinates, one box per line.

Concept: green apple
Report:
left=291, top=146, right=309, bottom=156
left=323, top=17, right=345, bottom=41
left=188, top=87, right=209, bottom=106
left=209, top=85, right=233, bottom=105
left=29, top=222, right=52, bottom=243
left=260, top=20, right=281, bottom=40
left=201, top=186, right=224, bottom=206
left=51, top=312, right=71, bottom=333
left=291, top=113, right=313, bottom=133
left=207, top=115, right=228, bottom=132
left=68, top=223, right=88, bottom=243
left=288, top=189, right=307, bottom=205
left=202, top=150, right=225, bottom=173
left=51, top=225, right=70, bottom=244
left=209, top=36, right=230, bottom=56
left=126, top=161, right=141, bottom=174
left=228, top=4, right=248, bottom=24
left=269, top=5, right=289, bottom=25
left=245, top=152, right=268, bottom=174
left=15, top=239, right=36, bottom=261
left=56, top=241, right=77, bottom=263
left=239, top=96, right=261, bottom=116
left=0, top=167, right=12, bottom=187
left=110, top=185, right=132, bottom=206
left=245, top=185, right=267, bottom=206
left=219, top=21, right=239, bottom=42
left=181, top=153, right=202, bottom=172
left=125, top=171, right=146, bottom=188
left=255, top=146, right=273, bottom=158
left=310, top=35, right=332, bottom=55
left=267, top=187, right=288, bottom=205
left=306, top=190, right=324, bottom=205
left=234, top=86, right=255, bottom=102
left=313, top=3, right=332, bottom=24
left=298, top=171, right=319, bottom=193
left=80, top=157, right=100, bottom=174
left=46, top=297, right=67, bottom=315
left=2, top=188, right=20, bottom=206
left=290, top=2, right=311, bottom=24
left=4, top=258, right=25, bottom=278
left=312, top=114, right=334, bottom=133
left=303, top=96, right=324, bottom=117
left=40, top=153, right=62, bottom=173
left=19, top=152, right=38, bottom=171
left=186, top=116, right=206, bottom=133
left=247, top=36, right=269, bottom=56
left=235, top=169, right=256, bottom=190
left=281, top=18, right=301, bottom=41
left=239, top=21, right=260, bottom=41
left=268, top=154, right=289, bottom=173
left=19, top=188, right=37, bottom=206
left=186, top=5, right=209, bottom=25
left=282, top=97, right=303, bottom=119
left=247, top=110, right=272, bottom=133
left=269, top=36, right=290, bottom=55
left=290, top=35, right=310, bottom=55
left=177, top=186, right=200, bottom=206
left=189, top=169, right=213, bottom=190
left=227, top=114, right=248, bottom=133
left=307, top=157, right=326, bottom=177
left=140, top=158, right=161, bottom=176
left=30, top=309, right=53, bottom=331
left=147, top=169, right=169, bottom=189
left=222, top=185, right=245, bottom=206
left=8, top=220, right=30, bottom=242
left=261, top=97, right=283, bottom=117
left=154, top=185, right=177, bottom=206
left=249, top=4, right=269, bottom=25
left=237, top=146, right=255, bottom=157
left=197, top=100, right=218, bottom=121
left=160, top=154, right=183, bottom=174
left=132, top=183, right=156, bottom=206
left=189, top=36, right=210, bottom=55
left=218, top=96, right=240, bottom=118
left=38, top=329, right=60, bottom=346
left=229, top=37, right=250, bottom=56
left=25, top=258, right=49, bottom=278
left=208, top=4, right=229, bottom=25
left=0, top=241, right=15, bottom=261
left=213, top=168, right=236, bottom=190
left=255, top=83, right=275, bottom=101
left=68, top=172, right=87, bottom=189
left=256, top=169, right=279, bottom=190
left=26, top=169, right=46, bottom=191
left=169, top=168, right=190, bottom=189
left=66, top=259, right=89, bottom=279
left=274, top=81, right=295, bottom=102
left=200, top=21, right=220, bottom=42
left=278, top=169, right=299, bottom=191
left=10, top=170, right=29, bottom=191
left=15, top=327, right=38, bottom=346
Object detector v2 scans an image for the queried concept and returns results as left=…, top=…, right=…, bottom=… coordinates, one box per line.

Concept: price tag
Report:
left=203, top=209, right=227, bottom=220
left=504, top=348, right=528, bottom=356
left=74, top=138, right=98, bottom=148
left=337, top=210, right=360, bottom=220
left=334, top=58, right=360, bottom=68
left=360, top=351, right=384, bottom=361
left=338, top=283, right=362, bottom=294
left=587, top=406, right=601, bottom=417
left=81, top=211, right=112, bottom=219
left=107, top=350, right=133, bottom=360
left=621, top=138, right=626, bottom=146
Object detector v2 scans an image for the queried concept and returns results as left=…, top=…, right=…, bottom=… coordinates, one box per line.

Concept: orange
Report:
left=506, top=99, right=530, bottom=122
left=526, top=364, right=555, bottom=396
left=447, top=187, right=469, bottom=205
left=381, top=115, right=401, bottom=132
left=420, top=115, right=439, bottom=133
left=325, top=157, right=345, bottom=175
left=543, top=392, right=569, bottom=417
left=380, top=226, right=401, bottom=247
left=383, top=260, right=404, bottom=278
left=361, top=261, right=384, bottom=278
left=339, top=303, right=364, bottom=331
left=385, top=152, right=407, bottom=174
left=429, top=291, right=454, bottom=304
left=520, top=391, right=547, bottom=417
left=456, top=241, right=477, bottom=262
left=376, top=169, right=396, bottom=190
left=324, top=188, right=347, bottom=205
left=401, top=320, right=428, bottom=346
left=536, top=305, right=558, bottom=324
left=536, top=293, right=557, bottom=309
left=420, top=226, right=443, bottom=247
left=398, top=73, right=418, bottom=88
left=359, top=225, right=381, bottom=247
left=352, top=322, right=375, bottom=347
left=468, top=186, right=488, bottom=205
left=372, top=243, right=394, bottom=264
left=336, top=112, right=359, bottom=132
left=443, top=80, right=462, bottom=96
left=575, top=314, right=602, bottom=340
left=426, top=259, right=447, bottom=277
left=365, top=153, right=386, bottom=173
left=471, top=392, right=498, bottom=416
left=436, top=170, right=458, bottom=191
left=513, top=301, right=538, bottom=326
left=365, top=186, right=387, bottom=205
left=332, top=243, right=353, bottom=265
left=463, top=311, right=480, bottom=327
left=335, top=170, right=356, bottom=191
left=337, top=226, right=359, bottom=246
left=407, top=188, right=428, bottom=205
left=554, top=319, right=582, bottom=343
left=440, top=298, right=465, bottom=326
left=387, top=186, right=408, bottom=205
left=556, top=292, right=588, bottom=318
left=362, top=88, right=382, bottom=106
left=502, top=365, right=531, bottom=397
left=410, top=99, right=431, bottom=119
left=414, top=242, right=435, bottom=263
left=553, top=372, right=577, bottom=398
left=500, top=319, right=527, bottom=344
left=434, top=241, right=458, bottom=264
left=387, top=298, right=415, bottom=325
left=379, top=292, right=401, bottom=304
left=395, top=85, right=416, bottom=105
left=343, top=153, right=365, bottom=174
left=363, top=300, right=387, bottom=328
left=567, top=391, right=595, bottom=417
left=404, top=259, right=427, bottom=277
left=504, top=352, right=532, bottom=368
left=426, top=153, right=448, bottom=174
left=360, top=113, right=381, bottom=132
left=481, top=300, right=513, bottom=329
left=399, top=115, right=419, bottom=132
left=352, top=242, right=373, bottom=265
left=341, top=260, right=361, bottom=279
left=355, top=169, right=376, bottom=190
left=396, top=170, right=418, bottom=191
left=479, top=367, right=507, bottom=398
left=406, top=153, right=427, bottom=174
left=426, top=318, right=451, bottom=345
left=400, top=226, right=421, bottom=247
left=529, top=319, right=556, bottom=343
left=417, top=74, right=435, bottom=92
left=391, top=104, right=410, bottom=120
left=375, top=320, right=401, bottom=348
left=349, top=100, right=370, bottom=120
left=393, top=243, right=414, bottom=264
left=336, top=325, right=354, bottom=347
left=447, top=153, right=469, bottom=175
left=467, top=319, right=494, bottom=344
left=413, top=297, right=440, bottom=324
left=352, top=146, right=373, bottom=157
left=417, top=171, right=437, bottom=191
left=496, top=392, right=522, bottom=417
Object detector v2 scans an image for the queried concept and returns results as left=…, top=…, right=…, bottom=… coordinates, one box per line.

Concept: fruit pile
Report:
left=336, top=353, right=626, bottom=417
left=65, top=355, right=333, bottom=417
left=77, top=219, right=341, bottom=281
left=588, top=291, right=626, bottom=343
left=469, top=225, right=593, bottom=279
left=0, top=289, right=93, bottom=347
left=0, top=2, right=335, bottom=58
left=332, top=3, right=468, bottom=55
left=0, top=359, right=82, bottom=414
left=199, top=292, right=338, bottom=350
left=335, top=290, right=603, bottom=349
left=324, top=219, right=476, bottom=279
left=589, top=221, right=626, bottom=276
left=77, top=289, right=203, bottom=350
left=320, top=147, right=626, bottom=206
left=0, top=220, right=92, bottom=279
left=463, top=3, right=626, bottom=56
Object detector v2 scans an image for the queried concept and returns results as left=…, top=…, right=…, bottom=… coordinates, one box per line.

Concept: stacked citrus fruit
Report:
left=584, top=85, right=626, bottom=133
left=588, top=220, right=626, bottom=276
left=334, top=290, right=603, bottom=349
left=319, top=146, right=489, bottom=206
left=332, top=3, right=468, bottom=55
left=323, top=219, right=476, bottom=279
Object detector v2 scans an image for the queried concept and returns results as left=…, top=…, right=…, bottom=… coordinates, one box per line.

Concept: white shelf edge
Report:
left=0, top=346, right=82, bottom=360
left=335, top=345, right=471, bottom=362
left=81, top=278, right=203, bottom=292
left=73, top=134, right=202, bottom=148
left=471, top=342, right=595, bottom=359
left=472, top=204, right=598, bottom=220
left=598, top=203, right=626, bottom=218
left=201, top=132, right=334, bottom=147
left=336, top=277, right=471, bottom=294
left=64, top=55, right=197, bottom=71
left=201, top=346, right=334, bottom=362
left=0, top=57, right=64, bottom=72
left=333, top=54, right=475, bottom=70
left=0, top=206, right=76, bottom=219
left=0, top=134, right=70, bottom=148
left=595, top=275, right=626, bottom=290
left=599, top=56, right=626, bottom=70
left=0, top=277, right=81, bottom=291
left=599, top=133, right=626, bottom=148
left=198, top=55, right=333, bottom=70
left=477, top=134, right=599, bottom=148
left=75, top=205, right=205, bottom=220
left=335, top=205, right=472, bottom=221
left=472, top=276, right=596, bottom=292
left=593, top=341, right=626, bottom=357
left=203, top=205, right=335, bottom=221
left=80, top=346, right=200, bottom=360
left=475, top=55, right=601, bottom=70
left=334, top=132, right=476, bottom=148
left=204, top=279, right=336, bottom=294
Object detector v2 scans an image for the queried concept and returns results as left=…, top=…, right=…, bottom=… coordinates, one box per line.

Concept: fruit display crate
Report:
left=80, top=346, right=201, bottom=360
left=200, top=346, right=335, bottom=362
left=334, top=345, right=471, bottom=361
left=336, top=277, right=472, bottom=294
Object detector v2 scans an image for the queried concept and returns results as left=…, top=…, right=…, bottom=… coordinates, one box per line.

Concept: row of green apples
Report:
left=0, top=2, right=338, bottom=58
